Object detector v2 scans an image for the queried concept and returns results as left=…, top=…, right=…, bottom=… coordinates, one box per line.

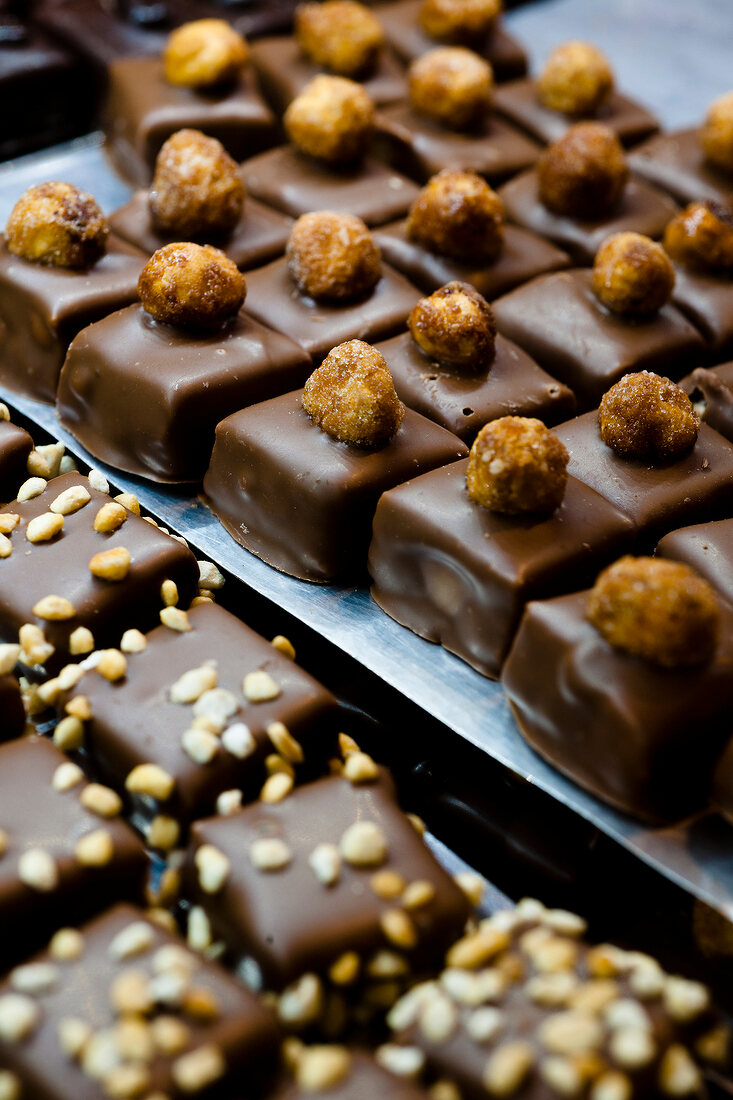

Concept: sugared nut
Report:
left=592, top=232, right=674, bottom=316
left=296, top=1, right=383, bottom=78
left=700, top=91, right=733, bottom=174
left=663, top=201, right=733, bottom=271
left=538, top=123, right=628, bottom=218
left=150, top=129, right=245, bottom=239
left=287, top=211, right=381, bottom=301
left=5, top=181, right=108, bottom=269
left=598, top=371, right=698, bottom=460
left=419, top=0, right=500, bottom=45
left=303, top=339, right=404, bottom=448
left=407, top=169, right=504, bottom=263
left=163, top=19, right=248, bottom=89
left=538, top=41, right=614, bottom=116
left=284, top=74, right=375, bottom=163
left=467, top=416, right=569, bottom=514
left=408, top=282, right=496, bottom=371
left=139, top=242, right=246, bottom=331
left=409, top=47, right=493, bottom=131
left=587, top=556, right=720, bottom=668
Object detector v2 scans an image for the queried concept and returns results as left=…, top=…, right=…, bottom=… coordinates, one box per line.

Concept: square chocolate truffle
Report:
left=669, top=265, right=733, bottom=359
left=0, top=471, right=199, bottom=671
left=0, top=416, right=33, bottom=505
left=657, top=517, right=733, bottom=608
left=0, top=902, right=280, bottom=1099
left=0, top=737, right=147, bottom=971
left=0, top=674, right=25, bottom=743
left=57, top=303, right=312, bottom=483
left=185, top=770, right=470, bottom=988
left=204, top=389, right=468, bottom=582
left=681, top=362, right=733, bottom=444
left=630, top=129, right=733, bottom=207
left=0, top=235, right=144, bottom=404
left=369, top=460, right=634, bottom=678
left=493, top=270, right=705, bottom=411
left=271, top=1049, right=432, bottom=1099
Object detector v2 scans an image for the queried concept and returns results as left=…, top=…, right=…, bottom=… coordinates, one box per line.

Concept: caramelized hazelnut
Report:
left=284, top=74, right=375, bottom=163
left=538, top=122, right=628, bottom=218
left=406, top=169, right=504, bottom=262
left=537, top=41, right=614, bottom=117
left=138, top=242, right=246, bottom=330
left=592, top=232, right=674, bottom=316
left=163, top=19, right=248, bottom=89
left=409, top=47, right=493, bottom=131
left=663, top=201, right=733, bottom=272
left=408, top=282, right=496, bottom=371
left=303, top=339, right=404, bottom=447
left=295, top=1, right=383, bottom=79
left=598, top=371, right=699, bottom=461
left=286, top=211, right=381, bottom=301
left=419, top=0, right=501, bottom=45
left=149, top=130, right=245, bottom=240
left=466, top=416, right=568, bottom=514
left=700, top=91, right=733, bottom=175
left=5, top=181, right=107, bottom=269
left=587, top=556, right=720, bottom=668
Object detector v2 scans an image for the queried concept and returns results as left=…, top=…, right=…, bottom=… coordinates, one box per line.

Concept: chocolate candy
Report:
left=204, top=389, right=467, bottom=581
left=630, top=128, right=733, bottom=207
left=57, top=303, right=311, bottom=483
left=0, top=416, right=33, bottom=504
left=272, top=1048, right=431, bottom=1098
left=657, top=516, right=733, bottom=607
left=670, top=264, right=733, bottom=357
left=681, top=361, right=733, bottom=443
left=0, top=673, right=24, bottom=742
left=712, top=740, right=733, bottom=827
left=493, top=270, right=705, bottom=411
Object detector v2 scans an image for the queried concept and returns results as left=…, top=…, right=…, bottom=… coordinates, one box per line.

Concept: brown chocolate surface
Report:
left=629, top=127, right=733, bottom=207
left=493, top=269, right=705, bottom=410
left=0, top=673, right=24, bottom=743
left=0, top=235, right=144, bottom=404
left=375, top=330, right=575, bottom=443
left=498, top=171, right=679, bottom=265
left=271, top=1050, right=431, bottom=1099
left=712, top=738, right=733, bottom=827
left=369, top=460, right=634, bottom=678
left=0, top=419, right=33, bottom=504
left=57, top=303, right=311, bottom=483
left=657, top=516, right=733, bottom=607
left=204, top=389, right=468, bottom=582
left=681, top=361, right=733, bottom=443
left=670, top=264, right=733, bottom=356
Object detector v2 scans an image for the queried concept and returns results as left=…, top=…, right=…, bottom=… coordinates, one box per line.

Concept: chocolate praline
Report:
left=657, top=516, right=733, bottom=607
left=0, top=418, right=33, bottom=504
left=668, top=264, right=733, bottom=358
left=630, top=128, right=733, bottom=207
left=680, top=361, right=733, bottom=443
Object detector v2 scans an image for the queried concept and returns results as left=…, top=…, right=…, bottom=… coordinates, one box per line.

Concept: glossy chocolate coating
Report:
left=57, top=303, right=312, bottom=483
left=670, top=264, right=733, bottom=356
left=0, top=902, right=280, bottom=1098
left=374, top=218, right=570, bottom=298
left=498, top=171, right=679, bottom=265
left=0, top=673, right=24, bottom=742
left=204, top=389, right=468, bottom=582
left=243, top=258, right=421, bottom=363
left=0, top=737, right=147, bottom=971
left=271, top=1051, right=431, bottom=1099
left=369, top=460, right=634, bottom=678
left=503, top=589, right=733, bottom=821
left=493, top=269, right=705, bottom=411
left=186, top=771, right=471, bottom=986
left=681, top=361, right=733, bottom=443
left=0, top=419, right=33, bottom=504
left=62, top=601, right=338, bottom=824
left=0, top=471, right=199, bottom=670
left=629, top=128, right=733, bottom=207
left=657, top=517, right=733, bottom=608
left=712, top=739, right=733, bottom=827
left=37, top=0, right=195, bottom=70
left=0, top=236, right=144, bottom=404
left=375, top=330, right=575, bottom=443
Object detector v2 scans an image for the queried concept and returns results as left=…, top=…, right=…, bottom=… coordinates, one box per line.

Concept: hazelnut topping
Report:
left=537, top=41, right=614, bottom=117
left=5, top=182, right=108, bottom=269
left=419, top=0, right=501, bottom=45
left=466, top=416, right=569, bottom=514
left=592, top=232, right=675, bottom=316
left=598, top=372, right=699, bottom=461
left=538, top=122, right=628, bottom=219
left=663, top=201, right=733, bottom=272
left=700, top=91, right=733, bottom=175
left=409, top=47, right=493, bottom=131
left=284, top=74, right=375, bottom=163
left=163, top=19, right=249, bottom=89
left=138, top=242, right=246, bottom=330
left=587, top=556, right=720, bottom=668
left=406, top=169, right=505, bottom=263
left=408, top=282, right=496, bottom=371
left=286, top=211, right=381, bottom=301
left=303, top=339, right=404, bottom=447
left=150, top=130, right=245, bottom=240
left=295, top=1, right=384, bottom=78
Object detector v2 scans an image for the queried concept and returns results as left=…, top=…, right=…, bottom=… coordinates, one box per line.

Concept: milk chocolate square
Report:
left=204, top=389, right=468, bottom=582
left=0, top=674, right=24, bottom=743
left=629, top=129, right=733, bottom=207
left=493, top=269, right=705, bottom=410
left=657, top=517, right=733, bottom=607
left=0, top=419, right=33, bottom=505
left=670, top=265, right=733, bottom=357
left=681, top=362, right=733, bottom=443
left=498, top=171, right=679, bottom=265
left=271, top=1050, right=431, bottom=1099
left=375, top=331, right=575, bottom=443
left=57, top=303, right=311, bottom=483
left=0, top=236, right=144, bottom=404
left=369, top=460, right=633, bottom=678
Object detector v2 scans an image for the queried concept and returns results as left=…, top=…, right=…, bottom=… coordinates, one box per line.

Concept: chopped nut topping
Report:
left=467, top=1005, right=505, bottom=1044
left=50, top=484, right=90, bottom=516
left=152, top=1014, right=191, bottom=1056
left=18, top=847, right=58, bottom=891
left=10, top=961, right=58, bottom=994
left=663, top=976, right=710, bottom=1022
left=267, top=721, right=304, bottom=763
left=172, top=1044, right=226, bottom=1092
left=243, top=669, right=281, bottom=702
left=161, top=579, right=179, bottom=607
left=0, top=642, right=20, bottom=675
left=250, top=837, right=292, bottom=871
left=271, top=634, right=296, bottom=659
left=0, top=513, right=20, bottom=535
left=455, top=871, right=485, bottom=907
left=195, top=844, right=231, bottom=893
left=371, top=869, right=407, bottom=898
left=296, top=1046, right=351, bottom=1091
left=221, top=722, right=256, bottom=759
left=53, top=761, right=85, bottom=793
left=446, top=927, right=510, bottom=970
left=114, top=492, right=140, bottom=514
left=483, top=1041, right=535, bottom=1098
left=198, top=560, right=225, bottom=590
left=80, top=783, right=122, bottom=818
left=126, top=763, right=175, bottom=800
left=97, top=649, right=127, bottom=681
left=403, top=880, right=436, bottom=910
left=539, top=1012, right=603, bottom=1056
left=377, top=1043, right=426, bottom=1079
left=260, top=771, right=294, bottom=803
left=147, top=815, right=181, bottom=851
left=66, top=694, right=92, bottom=720
left=49, top=927, right=84, bottom=960
left=26, top=512, right=64, bottom=543
left=658, top=1044, right=703, bottom=1096
left=539, top=1055, right=584, bottom=1098
left=94, top=502, right=127, bottom=533
left=340, top=820, right=388, bottom=866
left=57, top=1015, right=91, bottom=1058
left=0, top=993, right=40, bottom=1042
left=118, top=628, right=145, bottom=654
left=278, top=973, right=324, bottom=1027
left=170, top=664, right=218, bottom=705
left=0, top=533, right=14, bottom=560
left=419, top=991, right=458, bottom=1043
left=187, top=906, right=212, bottom=952
left=17, top=476, right=47, bottom=502
left=330, top=951, right=360, bottom=984
left=19, top=622, right=54, bottom=666
left=309, top=842, right=342, bottom=886
left=89, top=546, right=131, bottom=581
left=160, top=607, right=191, bottom=632
left=69, top=626, right=95, bottom=655
left=33, top=594, right=76, bottom=621
left=609, top=1026, right=656, bottom=1069
left=343, top=750, right=380, bottom=784
left=75, top=827, right=114, bottom=866
left=216, top=789, right=242, bottom=816
left=182, top=726, right=219, bottom=764
left=381, top=908, right=419, bottom=949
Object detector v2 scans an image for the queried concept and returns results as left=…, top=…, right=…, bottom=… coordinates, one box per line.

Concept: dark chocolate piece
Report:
left=629, top=128, right=733, bottom=207
left=0, top=673, right=24, bottom=742
left=493, top=269, right=705, bottom=411
left=37, top=0, right=185, bottom=71
left=271, top=1050, right=431, bottom=1099
left=204, top=389, right=468, bottom=582
left=0, top=418, right=33, bottom=504
left=657, top=517, right=733, bottom=608
left=670, top=264, right=733, bottom=357
left=712, top=738, right=733, bottom=827
left=681, top=361, right=733, bottom=443
left=57, top=304, right=311, bottom=483
left=369, top=460, right=634, bottom=678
